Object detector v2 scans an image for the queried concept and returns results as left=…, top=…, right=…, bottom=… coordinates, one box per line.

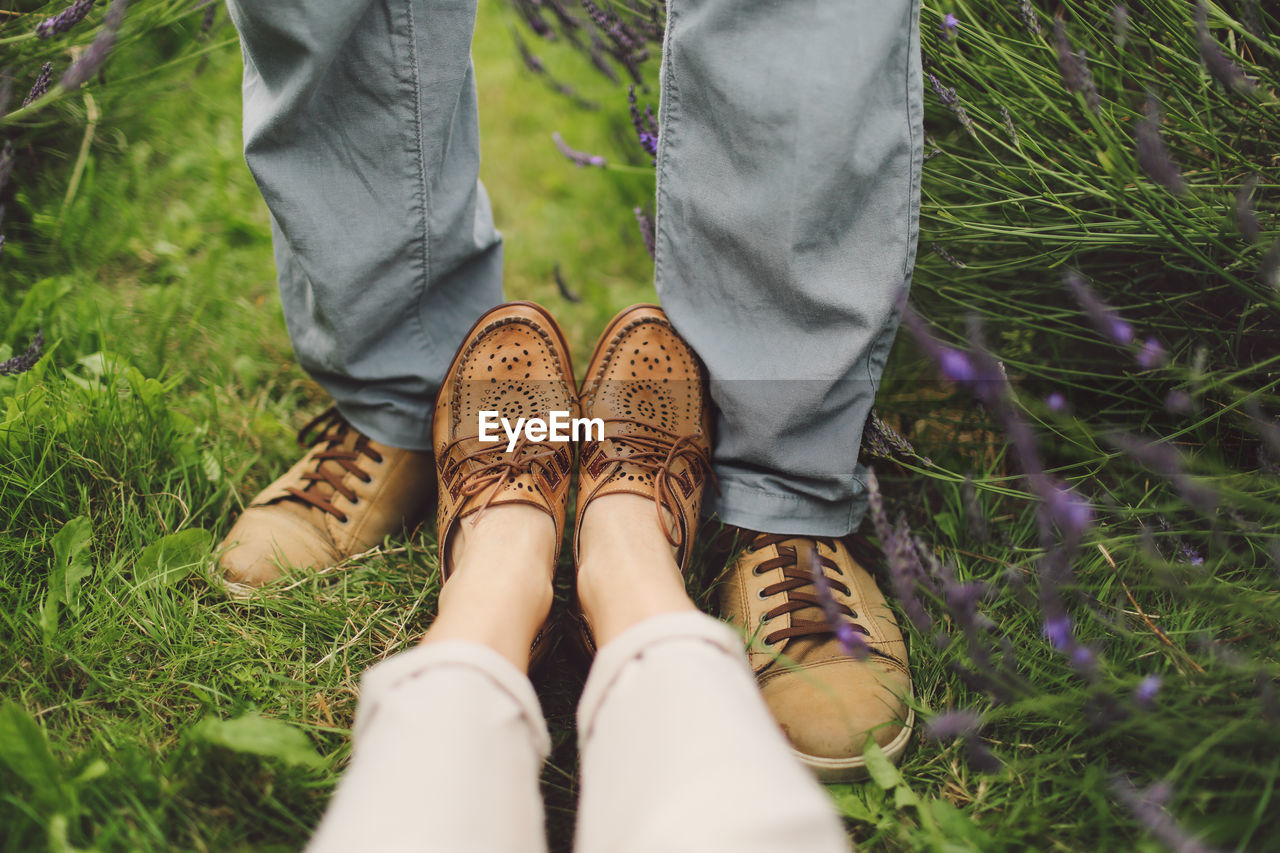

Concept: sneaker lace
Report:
left=285, top=407, right=384, bottom=522
left=597, top=417, right=716, bottom=549
left=749, top=534, right=871, bottom=646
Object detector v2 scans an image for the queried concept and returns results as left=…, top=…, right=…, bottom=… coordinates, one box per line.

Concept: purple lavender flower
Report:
left=0, top=71, right=11, bottom=119
left=1018, top=0, right=1042, bottom=37
left=938, top=348, right=976, bottom=383
left=0, top=142, right=13, bottom=193
left=200, top=0, right=217, bottom=36
left=1111, top=777, right=1218, bottom=853
left=1180, top=543, right=1204, bottom=566
left=36, top=0, right=95, bottom=39
left=0, top=330, right=45, bottom=377
left=863, top=411, right=931, bottom=465
left=1195, top=2, right=1256, bottom=94
left=941, top=13, right=958, bottom=40
left=551, top=131, right=606, bottom=168
left=925, top=710, right=981, bottom=740
left=516, top=33, right=546, bottom=74
left=1111, top=5, right=1130, bottom=50
left=627, top=85, right=658, bottom=161
left=1165, top=390, right=1193, bottom=414
left=1107, top=431, right=1218, bottom=516
left=1135, top=95, right=1187, bottom=196
left=961, top=474, right=989, bottom=544
left=926, top=72, right=975, bottom=136
left=865, top=470, right=935, bottom=632
left=1064, top=272, right=1134, bottom=345
left=1052, top=22, right=1101, bottom=113
left=23, top=63, right=54, bottom=107
left=61, top=0, right=126, bottom=91
left=633, top=207, right=655, bottom=258
left=1236, top=176, right=1261, bottom=243
left=1134, top=674, right=1162, bottom=707
left=1000, top=106, right=1019, bottom=146
left=1260, top=240, right=1280, bottom=291
left=1137, top=337, right=1166, bottom=369
left=1046, top=482, right=1092, bottom=540
left=923, top=133, right=942, bottom=161
left=1046, top=392, right=1066, bottom=412
left=1044, top=615, right=1072, bottom=650
left=807, top=545, right=868, bottom=659
left=1070, top=645, right=1096, bottom=670
left=930, top=243, right=966, bottom=268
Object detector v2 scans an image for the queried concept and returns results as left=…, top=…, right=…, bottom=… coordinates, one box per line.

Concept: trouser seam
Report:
left=651, top=0, right=679, bottom=301
left=404, top=0, right=435, bottom=391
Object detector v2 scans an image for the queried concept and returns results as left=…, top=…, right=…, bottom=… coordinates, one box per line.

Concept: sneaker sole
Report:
left=794, top=705, right=916, bottom=784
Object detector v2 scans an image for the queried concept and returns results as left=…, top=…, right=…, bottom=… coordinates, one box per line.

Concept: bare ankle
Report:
left=576, top=493, right=695, bottom=646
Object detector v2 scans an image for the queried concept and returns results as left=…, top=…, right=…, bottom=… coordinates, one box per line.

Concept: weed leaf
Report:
left=863, top=739, right=902, bottom=790
left=134, top=528, right=212, bottom=590
left=40, top=516, right=94, bottom=642
left=193, top=713, right=323, bottom=769
left=0, top=700, right=68, bottom=811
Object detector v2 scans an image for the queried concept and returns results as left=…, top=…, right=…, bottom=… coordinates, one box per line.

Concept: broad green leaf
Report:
left=0, top=700, right=68, bottom=811
left=827, top=784, right=878, bottom=823
left=863, top=738, right=902, bottom=790
left=41, top=516, right=94, bottom=642
left=193, top=713, right=323, bottom=769
left=134, top=529, right=213, bottom=590
left=894, top=784, right=920, bottom=808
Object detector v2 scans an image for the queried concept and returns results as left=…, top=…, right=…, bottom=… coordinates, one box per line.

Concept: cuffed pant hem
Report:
left=704, top=477, right=867, bottom=538
left=335, top=400, right=436, bottom=453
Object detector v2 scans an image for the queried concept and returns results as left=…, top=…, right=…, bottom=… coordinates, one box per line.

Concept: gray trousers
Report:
left=226, top=0, right=922, bottom=537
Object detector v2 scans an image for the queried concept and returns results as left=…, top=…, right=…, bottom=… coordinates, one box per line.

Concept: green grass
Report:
left=2, top=0, right=1278, bottom=850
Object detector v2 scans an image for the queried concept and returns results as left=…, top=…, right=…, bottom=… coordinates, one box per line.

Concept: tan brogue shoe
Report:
left=219, top=407, right=435, bottom=593
left=432, top=301, right=578, bottom=665
left=719, top=530, right=914, bottom=781
left=571, top=304, right=714, bottom=654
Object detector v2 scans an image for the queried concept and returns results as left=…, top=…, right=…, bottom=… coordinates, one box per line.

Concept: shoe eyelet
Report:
left=337, top=514, right=350, bottom=524
left=756, top=589, right=769, bottom=600
left=751, top=565, right=765, bottom=576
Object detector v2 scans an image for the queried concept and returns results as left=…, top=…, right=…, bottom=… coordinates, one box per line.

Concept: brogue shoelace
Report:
left=285, top=407, right=384, bottom=523
left=446, top=433, right=561, bottom=518
left=599, top=417, right=715, bottom=549
left=750, top=534, right=871, bottom=646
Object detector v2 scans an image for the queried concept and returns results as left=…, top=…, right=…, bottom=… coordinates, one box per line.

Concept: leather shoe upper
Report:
left=432, top=302, right=578, bottom=580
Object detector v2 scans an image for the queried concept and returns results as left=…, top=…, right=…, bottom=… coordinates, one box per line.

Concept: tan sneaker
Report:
left=718, top=530, right=914, bottom=781
left=218, top=407, right=435, bottom=593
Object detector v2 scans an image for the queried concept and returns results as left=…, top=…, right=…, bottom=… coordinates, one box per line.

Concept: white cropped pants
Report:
left=308, top=611, right=851, bottom=853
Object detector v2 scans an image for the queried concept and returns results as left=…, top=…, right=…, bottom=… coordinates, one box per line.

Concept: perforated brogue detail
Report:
left=571, top=305, right=713, bottom=655
left=433, top=304, right=578, bottom=581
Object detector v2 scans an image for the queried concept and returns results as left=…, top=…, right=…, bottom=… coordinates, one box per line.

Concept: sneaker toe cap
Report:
left=217, top=509, right=339, bottom=589
left=759, top=658, right=911, bottom=762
